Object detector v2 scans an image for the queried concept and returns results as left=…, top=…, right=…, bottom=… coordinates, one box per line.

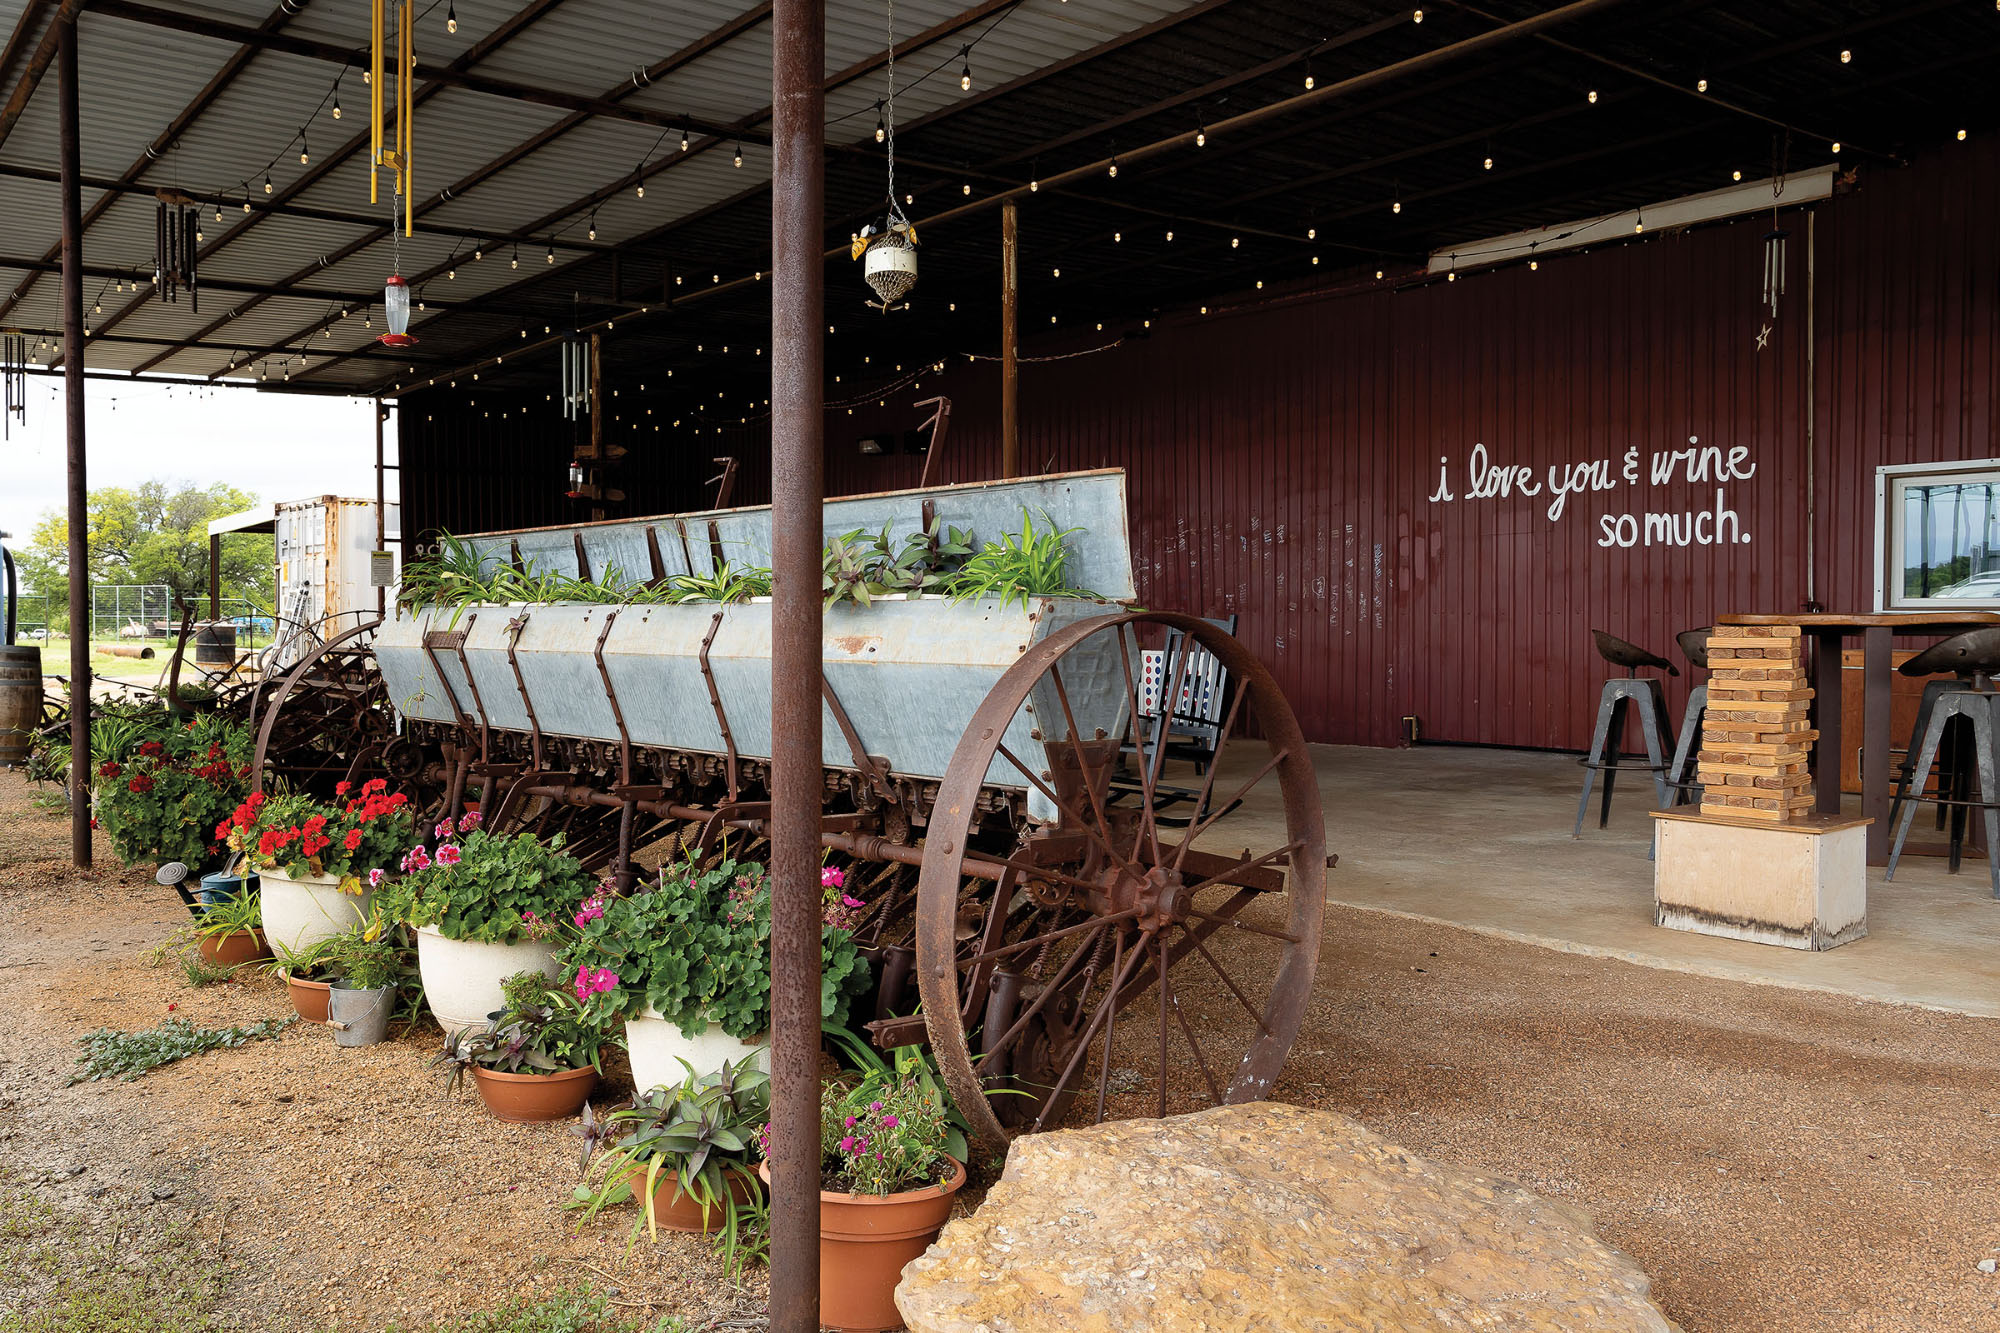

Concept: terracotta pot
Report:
left=469, top=1064, right=599, bottom=1123
left=284, top=972, right=332, bottom=1024
left=627, top=1162, right=761, bottom=1234
left=760, top=1158, right=966, bottom=1332
left=197, top=928, right=270, bottom=970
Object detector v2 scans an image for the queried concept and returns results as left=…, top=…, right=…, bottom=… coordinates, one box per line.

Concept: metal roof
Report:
left=0, top=0, right=1990, bottom=398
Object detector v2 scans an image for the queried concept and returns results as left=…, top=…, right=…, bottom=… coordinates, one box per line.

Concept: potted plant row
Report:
left=563, top=855, right=874, bottom=1095
left=431, top=970, right=606, bottom=1122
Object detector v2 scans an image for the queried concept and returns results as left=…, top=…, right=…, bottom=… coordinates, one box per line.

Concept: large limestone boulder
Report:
left=897, top=1102, right=1679, bottom=1333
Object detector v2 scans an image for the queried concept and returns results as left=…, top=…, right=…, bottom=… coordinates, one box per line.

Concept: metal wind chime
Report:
left=2, top=329, right=24, bottom=440
left=560, top=333, right=592, bottom=423
left=154, top=191, right=200, bottom=310
left=1759, top=140, right=1790, bottom=330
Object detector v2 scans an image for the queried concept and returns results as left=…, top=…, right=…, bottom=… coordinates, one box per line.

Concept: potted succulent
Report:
left=571, top=1054, right=769, bottom=1263
left=267, top=936, right=342, bottom=1024
left=193, top=887, right=269, bottom=971
left=763, top=1070, right=965, bottom=1332
left=319, top=918, right=405, bottom=1048
left=225, top=781, right=415, bottom=956
left=566, top=857, right=872, bottom=1091
left=430, top=971, right=607, bottom=1122
left=374, top=820, right=591, bottom=1034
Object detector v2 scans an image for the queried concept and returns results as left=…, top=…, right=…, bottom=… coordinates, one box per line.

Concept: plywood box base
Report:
left=1650, top=810, right=1870, bottom=950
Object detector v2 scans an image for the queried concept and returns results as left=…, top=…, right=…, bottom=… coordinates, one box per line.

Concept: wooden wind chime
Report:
left=154, top=190, right=200, bottom=310
left=1, top=328, right=24, bottom=440
left=371, top=0, right=415, bottom=237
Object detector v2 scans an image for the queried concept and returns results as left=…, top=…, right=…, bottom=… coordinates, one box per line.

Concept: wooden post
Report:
left=1000, top=201, right=1019, bottom=479
left=58, top=11, right=88, bottom=868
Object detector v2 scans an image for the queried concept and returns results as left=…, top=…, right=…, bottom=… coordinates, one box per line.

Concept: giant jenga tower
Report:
left=1698, top=624, right=1818, bottom=822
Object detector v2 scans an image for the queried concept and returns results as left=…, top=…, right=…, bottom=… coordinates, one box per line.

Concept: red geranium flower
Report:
left=127, top=775, right=155, bottom=794
left=335, top=781, right=352, bottom=796
left=343, top=828, right=363, bottom=851
left=98, top=761, right=121, bottom=778
left=137, top=741, right=165, bottom=758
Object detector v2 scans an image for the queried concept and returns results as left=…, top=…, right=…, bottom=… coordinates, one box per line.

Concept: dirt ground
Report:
left=2, top=767, right=1997, bottom=1331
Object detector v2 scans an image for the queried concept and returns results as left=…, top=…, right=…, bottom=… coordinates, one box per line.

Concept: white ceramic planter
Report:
left=624, top=1009, right=767, bottom=1093
left=262, top=866, right=374, bottom=958
left=416, top=926, right=563, bottom=1035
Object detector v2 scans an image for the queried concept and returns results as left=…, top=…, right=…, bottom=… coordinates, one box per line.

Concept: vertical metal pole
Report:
left=1000, top=201, right=1020, bottom=479
left=769, top=2, right=823, bottom=1330
left=207, top=533, right=221, bottom=619
left=374, top=398, right=387, bottom=617
left=59, top=13, right=89, bottom=868
left=588, top=332, right=604, bottom=521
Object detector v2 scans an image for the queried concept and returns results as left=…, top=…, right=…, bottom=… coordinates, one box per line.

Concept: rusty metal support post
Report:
left=58, top=12, right=88, bottom=868
left=1000, top=201, right=1019, bottom=479
left=768, top=1, right=824, bottom=1329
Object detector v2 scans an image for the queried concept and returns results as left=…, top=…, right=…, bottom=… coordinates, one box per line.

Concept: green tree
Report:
left=14, top=482, right=272, bottom=631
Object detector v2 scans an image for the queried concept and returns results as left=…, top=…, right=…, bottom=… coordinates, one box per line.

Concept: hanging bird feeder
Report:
left=378, top=273, right=417, bottom=346
left=855, top=220, right=919, bottom=311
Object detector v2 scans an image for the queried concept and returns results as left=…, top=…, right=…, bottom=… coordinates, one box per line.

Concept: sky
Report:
left=1, top=377, right=387, bottom=549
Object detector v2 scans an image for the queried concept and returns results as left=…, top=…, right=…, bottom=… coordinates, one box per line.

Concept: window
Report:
left=1876, top=460, right=2000, bottom=610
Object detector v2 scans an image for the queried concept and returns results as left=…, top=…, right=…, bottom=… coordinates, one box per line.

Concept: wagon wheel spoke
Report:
left=1163, top=931, right=1224, bottom=1107
left=1047, top=661, right=1127, bottom=866
left=993, top=741, right=1137, bottom=880
left=1029, top=930, right=1155, bottom=1134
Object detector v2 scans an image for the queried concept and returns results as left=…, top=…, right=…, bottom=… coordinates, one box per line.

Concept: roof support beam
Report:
left=0, top=0, right=53, bottom=94
left=78, top=0, right=580, bottom=373
left=0, top=0, right=317, bottom=324
left=0, top=0, right=83, bottom=153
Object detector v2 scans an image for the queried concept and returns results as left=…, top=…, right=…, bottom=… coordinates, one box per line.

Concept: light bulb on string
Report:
left=962, top=180, right=971, bottom=195
left=1113, top=231, right=1121, bottom=242
left=1230, top=236, right=1239, bottom=249
left=1696, top=77, right=1708, bottom=93
left=960, top=50, right=972, bottom=91
left=1958, top=128, right=1969, bottom=140
left=299, top=137, right=309, bottom=166
left=875, top=105, right=886, bottom=143
left=1412, top=8, right=1423, bottom=21
left=1839, top=48, right=1851, bottom=63
left=546, top=244, right=555, bottom=264
left=1831, top=141, right=1841, bottom=155
left=1634, top=209, right=1644, bottom=233
left=1195, top=124, right=1206, bottom=147
left=1483, top=154, right=1493, bottom=170
left=1307, top=226, right=1316, bottom=239
left=1731, top=168, right=1742, bottom=181
left=332, top=89, right=342, bottom=120
left=263, top=173, right=273, bottom=194
left=242, top=198, right=251, bottom=213
left=1586, top=89, right=1598, bottom=104
left=1108, top=159, right=1118, bottom=178
left=511, top=246, right=518, bottom=269
left=214, top=203, right=222, bottom=222
left=1030, top=179, right=1039, bottom=192
left=733, top=144, right=743, bottom=167
left=474, top=248, right=483, bottom=261
left=587, top=214, right=596, bottom=241
left=447, top=0, right=457, bottom=34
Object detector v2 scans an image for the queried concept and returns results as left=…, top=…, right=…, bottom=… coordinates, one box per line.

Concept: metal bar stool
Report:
left=1885, top=629, right=2000, bottom=897
left=1663, top=627, right=1711, bottom=807
left=1574, top=630, right=1679, bottom=836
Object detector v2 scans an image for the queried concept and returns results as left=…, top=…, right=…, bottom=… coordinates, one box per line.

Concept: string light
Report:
left=1375, top=269, right=1383, bottom=279
left=875, top=105, right=886, bottom=143
left=680, top=126, right=690, bottom=152
left=1731, top=168, right=1742, bottom=181
left=1029, top=179, right=1038, bottom=192
left=511, top=246, right=519, bottom=269
left=1839, top=48, right=1851, bottom=63
left=1696, top=78, right=1708, bottom=93
left=1483, top=154, right=1493, bottom=170
left=1113, top=231, right=1121, bottom=242
left=962, top=181, right=971, bottom=195
left=447, top=0, right=457, bottom=33
left=332, top=88, right=342, bottom=120
left=1634, top=209, right=1644, bottom=233
left=214, top=203, right=222, bottom=222
left=1195, top=123, right=1206, bottom=147
left=545, top=244, right=555, bottom=264
left=1108, top=158, right=1118, bottom=178
left=263, top=173, right=273, bottom=194
left=1958, top=128, right=1969, bottom=140
left=960, top=48, right=972, bottom=91
left=1307, top=226, right=1316, bottom=240
left=1831, top=141, right=1842, bottom=154
left=474, top=248, right=483, bottom=260
left=1304, top=60, right=1314, bottom=91
left=1230, top=236, right=1239, bottom=249
left=1412, top=8, right=1423, bottom=21
left=299, top=137, right=309, bottom=166
left=733, top=143, right=743, bottom=167
left=636, top=170, right=645, bottom=198
left=1586, top=89, right=1598, bottom=105
left=587, top=213, right=597, bottom=241
left=243, top=198, right=251, bottom=213
left=1165, top=229, right=1173, bottom=241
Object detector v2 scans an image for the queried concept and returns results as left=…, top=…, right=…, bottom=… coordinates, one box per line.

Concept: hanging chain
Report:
left=885, top=0, right=908, bottom=231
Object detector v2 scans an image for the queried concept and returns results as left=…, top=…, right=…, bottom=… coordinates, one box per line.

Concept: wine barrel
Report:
left=194, top=621, right=238, bottom=665
left=0, top=644, right=43, bottom=767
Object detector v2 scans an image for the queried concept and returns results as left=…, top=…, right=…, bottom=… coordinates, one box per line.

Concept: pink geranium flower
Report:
left=434, top=819, right=456, bottom=841
left=457, top=810, right=482, bottom=833
left=435, top=843, right=462, bottom=867
left=367, top=868, right=385, bottom=888
left=820, top=865, right=845, bottom=890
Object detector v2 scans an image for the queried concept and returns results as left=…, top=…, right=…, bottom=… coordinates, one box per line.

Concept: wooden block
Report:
left=1708, top=702, right=1812, bottom=720
left=1729, top=667, right=1811, bottom=683
left=1708, top=686, right=1815, bottom=702
left=1734, top=625, right=1803, bottom=638
left=1699, top=761, right=1809, bottom=780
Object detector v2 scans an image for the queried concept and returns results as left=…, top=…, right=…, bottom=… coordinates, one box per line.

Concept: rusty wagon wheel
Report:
left=915, top=611, right=1326, bottom=1149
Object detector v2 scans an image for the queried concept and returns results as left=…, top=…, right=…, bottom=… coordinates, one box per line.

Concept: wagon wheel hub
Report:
left=1112, top=862, right=1191, bottom=932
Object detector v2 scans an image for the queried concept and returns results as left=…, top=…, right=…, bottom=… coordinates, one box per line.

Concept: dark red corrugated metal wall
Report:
left=815, top=143, right=1995, bottom=751
left=402, top=143, right=1994, bottom=754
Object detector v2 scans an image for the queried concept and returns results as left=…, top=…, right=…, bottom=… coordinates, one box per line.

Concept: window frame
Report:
left=1874, top=458, right=2000, bottom=611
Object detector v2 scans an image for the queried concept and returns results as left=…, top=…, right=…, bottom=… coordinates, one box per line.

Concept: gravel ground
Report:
left=2, top=767, right=1997, bottom=1331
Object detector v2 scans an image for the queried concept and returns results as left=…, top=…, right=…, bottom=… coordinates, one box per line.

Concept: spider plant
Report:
left=946, top=508, right=1100, bottom=609
left=666, top=562, right=772, bottom=604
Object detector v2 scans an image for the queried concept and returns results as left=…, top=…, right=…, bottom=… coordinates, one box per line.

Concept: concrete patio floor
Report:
left=1202, top=742, right=2000, bottom=1019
